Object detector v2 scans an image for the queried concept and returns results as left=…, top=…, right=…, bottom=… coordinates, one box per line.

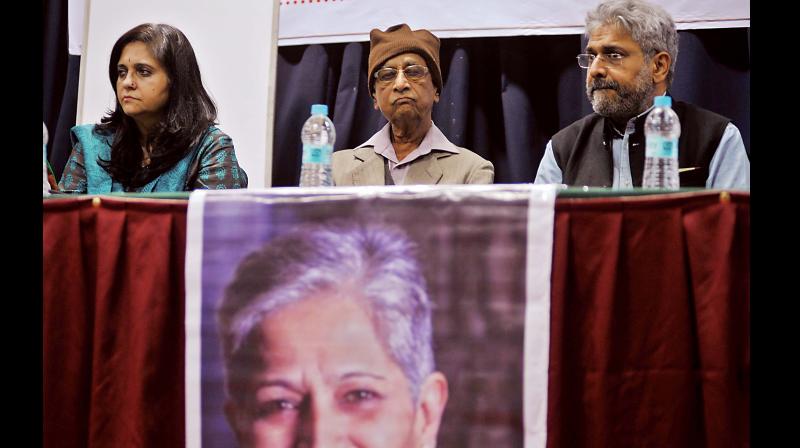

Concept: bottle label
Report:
left=302, top=144, right=333, bottom=164
left=645, top=136, right=678, bottom=158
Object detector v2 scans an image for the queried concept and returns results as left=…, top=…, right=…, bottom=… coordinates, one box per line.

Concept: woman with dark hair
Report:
left=58, top=23, right=248, bottom=193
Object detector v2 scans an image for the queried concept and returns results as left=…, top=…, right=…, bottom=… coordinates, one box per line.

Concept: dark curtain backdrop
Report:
left=43, top=14, right=750, bottom=185
left=43, top=0, right=81, bottom=181
left=274, top=28, right=750, bottom=186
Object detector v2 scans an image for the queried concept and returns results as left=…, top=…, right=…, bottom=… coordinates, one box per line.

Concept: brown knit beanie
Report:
left=368, top=24, right=442, bottom=95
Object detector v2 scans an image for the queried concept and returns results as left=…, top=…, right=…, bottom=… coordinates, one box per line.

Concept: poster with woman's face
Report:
left=185, top=185, right=557, bottom=447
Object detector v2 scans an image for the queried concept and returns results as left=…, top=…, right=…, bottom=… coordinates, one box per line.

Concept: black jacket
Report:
left=551, top=99, right=730, bottom=187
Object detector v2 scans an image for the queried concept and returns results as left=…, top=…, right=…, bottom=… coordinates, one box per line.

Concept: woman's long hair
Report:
left=96, top=23, right=217, bottom=189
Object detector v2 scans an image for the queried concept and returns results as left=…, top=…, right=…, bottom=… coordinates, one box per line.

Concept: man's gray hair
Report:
left=217, top=220, right=435, bottom=405
left=586, top=0, right=679, bottom=85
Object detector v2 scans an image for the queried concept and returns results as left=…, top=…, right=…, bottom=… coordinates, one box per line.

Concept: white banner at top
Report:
left=278, top=0, right=750, bottom=46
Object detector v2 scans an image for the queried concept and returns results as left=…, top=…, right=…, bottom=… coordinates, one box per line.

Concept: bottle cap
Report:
left=311, top=104, right=328, bottom=116
left=654, top=96, right=671, bottom=107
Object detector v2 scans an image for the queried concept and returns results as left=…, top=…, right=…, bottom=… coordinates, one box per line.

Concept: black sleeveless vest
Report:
left=550, top=99, right=730, bottom=187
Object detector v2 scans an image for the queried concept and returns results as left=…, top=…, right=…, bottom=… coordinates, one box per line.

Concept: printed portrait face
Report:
left=226, top=287, right=448, bottom=448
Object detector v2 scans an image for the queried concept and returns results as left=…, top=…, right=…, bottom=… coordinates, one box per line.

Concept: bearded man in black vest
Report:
left=534, top=0, right=749, bottom=189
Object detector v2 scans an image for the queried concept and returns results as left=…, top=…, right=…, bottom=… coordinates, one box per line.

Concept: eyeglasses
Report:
left=374, top=65, right=430, bottom=83
left=576, top=53, right=626, bottom=69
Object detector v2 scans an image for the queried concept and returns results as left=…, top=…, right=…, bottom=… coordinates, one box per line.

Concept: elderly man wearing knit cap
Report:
left=333, top=24, right=494, bottom=186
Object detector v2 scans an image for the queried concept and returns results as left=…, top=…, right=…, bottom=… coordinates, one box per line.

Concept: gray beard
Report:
left=586, top=67, right=655, bottom=121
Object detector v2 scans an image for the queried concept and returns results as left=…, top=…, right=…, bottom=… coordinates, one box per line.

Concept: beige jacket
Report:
left=332, top=133, right=494, bottom=186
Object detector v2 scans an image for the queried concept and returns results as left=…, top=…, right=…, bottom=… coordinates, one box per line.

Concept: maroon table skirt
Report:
left=43, top=191, right=749, bottom=447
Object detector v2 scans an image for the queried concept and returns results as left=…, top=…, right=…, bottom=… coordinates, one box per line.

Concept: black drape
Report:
left=50, top=55, right=81, bottom=181
left=43, top=0, right=67, bottom=135
left=42, top=24, right=750, bottom=186
left=43, top=0, right=80, bottom=181
left=273, top=28, right=750, bottom=186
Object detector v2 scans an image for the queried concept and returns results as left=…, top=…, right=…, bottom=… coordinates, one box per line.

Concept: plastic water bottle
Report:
left=43, top=122, right=51, bottom=195
left=643, top=95, right=680, bottom=189
left=299, top=104, right=336, bottom=187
